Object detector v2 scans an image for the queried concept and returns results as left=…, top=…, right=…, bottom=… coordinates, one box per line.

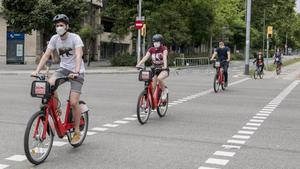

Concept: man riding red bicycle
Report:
left=31, top=14, right=85, bottom=144
left=210, top=41, right=231, bottom=87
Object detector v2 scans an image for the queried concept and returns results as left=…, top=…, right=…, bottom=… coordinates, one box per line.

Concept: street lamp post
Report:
left=244, top=0, right=252, bottom=75
left=136, top=0, right=142, bottom=63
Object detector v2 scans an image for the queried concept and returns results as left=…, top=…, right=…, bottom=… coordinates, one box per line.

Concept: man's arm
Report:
left=227, top=50, right=231, bottom=62
left=34, top=48, right=53, bottom=73
left=211, top=51, right=217, bottom=60
left=163, top=50, right=168, bottom=68
left=75, top=47, right=83, bottom=73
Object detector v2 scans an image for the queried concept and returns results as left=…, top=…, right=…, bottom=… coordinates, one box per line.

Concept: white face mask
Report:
left=153, top=42, right=161, bottom=48
left=56, top=26, right=67, bottom=36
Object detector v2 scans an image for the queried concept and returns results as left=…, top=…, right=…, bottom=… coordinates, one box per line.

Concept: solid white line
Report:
left=123, top=117, right=137, bottom=121
left=205, top=158, right=229, bottom=165
left=0, top=164, right=9, bottom=169
left=5, top=155, right=26, bottom=162
left=198, top=167, right=220, bottom=169
left=114, top=120, right=129, bottom=124
left=232, top=135, right=250, bottom=139
left=227, top=139, right=246, bottom=144
left=103, top=124, right=119, bottom=128
left=256, top=113, right=269, bottom=116
left=250, top=119, right=264, bottom=123
left=87, top=131, right=97, bottom=136
left=222, top=144, right=241, bottom=149
left=91, top=127, right=108, bottom=131
left=53, top=141, right=68, bottom=147
left=228, top=78, right=250, bottom=86
left=168, top=103, right=176, bottom=105
left=242, top=126, right=258, bottom=130
left=259, top=110, right=272, bottom=114
left=131, top=114, right=137, bottom=117
left=214, top=151, right=235, bottom=157
left=246, top=122, right=261, bottom=126
left=238, top=130, right=254, bottom=135
left=253, top=116, right=267, bottom=119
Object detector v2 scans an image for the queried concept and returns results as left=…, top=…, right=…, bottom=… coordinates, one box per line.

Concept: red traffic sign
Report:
left=135, top=20, right=143, bottom=29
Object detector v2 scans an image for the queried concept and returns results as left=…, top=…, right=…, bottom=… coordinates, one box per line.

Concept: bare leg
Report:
left=157, top=70, right=168, bottom=91
left=70, top=91, right=81, bottom=133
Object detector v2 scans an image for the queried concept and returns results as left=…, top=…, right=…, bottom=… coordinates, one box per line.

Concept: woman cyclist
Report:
left=136, top=34, right=169, bottom=100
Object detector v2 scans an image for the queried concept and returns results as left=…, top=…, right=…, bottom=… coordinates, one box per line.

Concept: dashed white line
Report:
left=205, top=158, right=229, bottom=165
left=250, top=119, right=264, bottom=123
left=0, top=164, right=9, bottom=169
left=253, top=116, right=267, bottom=119
left=123, top=117, right=137, bottom=121
left=222, top=144, right=241, bottom=150
left=246, top=122, right=261, bottom=126
left=227, top=139, right=246, bottom=144
left=5, top=155, right=26, bottom=162
left=87, top=131, right=97, bottom=136
left=103, top=124, right=119, bottom=128
left=232, top=135, right=250, bottom=139
left=91, top=127, right=108, bottom=131
left=259, top=110, right=272, bottom=114
left=213, top=151, right=235, bottom=157
left=242, top=126, right=258, bottom=130
left=198, top=167, right=220, bottom=169
left=262, top=108, right=274, bottom=111
left=114, top=120, right=129, bottom=124
left=256, top=113, right=269, bottom=116
left=238, top=130, right=254, bottom=135
left=53, top=141, right=68, bottom=147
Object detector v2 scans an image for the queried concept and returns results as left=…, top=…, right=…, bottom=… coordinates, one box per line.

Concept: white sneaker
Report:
left=161, top=88, right=168, bottom=100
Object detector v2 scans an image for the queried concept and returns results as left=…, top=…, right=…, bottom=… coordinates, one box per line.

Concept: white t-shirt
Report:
left=48, top=33, right=85, bottom=73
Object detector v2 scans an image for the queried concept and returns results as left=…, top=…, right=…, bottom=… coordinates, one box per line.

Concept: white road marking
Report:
left=213, top=151, right=235, bottom=157
left=91, top=127, right=108, bottom=131
left=0, top=164, right=9, bottom=169
left=242, top=126, right=258, bottom=130
left=250, top=119, right=264, bottom=123
left=123, top=117, right=137, bottom=121
left=253, top=116, right=267, bottom=119
left=131, top=114, right=137, bottom=117
left=246, top=122, right=261, bottom=126
left=87, top=131, right=97, bottom=136
left=222, top=144, right=241, bottom=150
left=238, top=130, right=254, bottom=135
left=205, top=158, right=229, bottom=165
left=5, top=155, right=26, bottom=162
left=198, top=167, right=220, bottom=169
left=114, top=120, right=129, bottom=124
left=232, top=135, right=250, bottom=139
left=53, top=141, right=68, bottom=147
left=227, top=139, right=246, bottom=144
left=256, top=113, right=269, bottom=116
left=262, top=108, right=274, bottom=111
left=259, top=110, right=272, bottom=114
left=103, top=124, right=119, bottom=128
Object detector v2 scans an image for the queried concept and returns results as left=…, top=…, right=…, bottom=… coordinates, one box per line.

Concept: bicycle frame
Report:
left=35, top=95, right=85, bottom=140
left=145, top=80, right=161, bottom=110
left=216, top=67, right=224, bottom=84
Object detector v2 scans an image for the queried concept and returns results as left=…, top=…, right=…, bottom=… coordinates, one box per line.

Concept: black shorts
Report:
left=151, top=67, right=170, bottom=77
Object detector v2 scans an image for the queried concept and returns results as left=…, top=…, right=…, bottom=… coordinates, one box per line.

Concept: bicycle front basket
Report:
left=138, top=70, right=152, bottom=81
left=214, top=61, right=221, bottom=68
left=31, top=80, right=51, bottom=99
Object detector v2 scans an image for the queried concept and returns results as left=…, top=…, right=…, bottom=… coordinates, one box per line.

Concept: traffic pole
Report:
left=136, top=0, right=142, bottom=63
left=244, top=0, right=252, bottom=75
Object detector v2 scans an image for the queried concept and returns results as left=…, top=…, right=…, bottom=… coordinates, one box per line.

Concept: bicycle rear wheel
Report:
left=67, top=103, right=89, bottom=147
left=157, top=88, right=168, bottom=117
left=137, top=91, right=151, bottom=124
left=24, top=111, right=53, bottom=165
left=214, top=74, right=220, bottom=93
left=254, top=69, right=258, bottom=79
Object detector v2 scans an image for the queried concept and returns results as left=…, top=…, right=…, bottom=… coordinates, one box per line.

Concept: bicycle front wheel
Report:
left=214, top=74, right=220, bottom=93
left=24, top=111, right=54, bottom=165
left=254, top=69, right=258, bottom=79
left=137, top=91, right=151, bottom=124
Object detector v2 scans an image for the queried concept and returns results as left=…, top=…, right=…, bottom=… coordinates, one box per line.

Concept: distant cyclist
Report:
left=210, top=41, right=231, bottom=87
left=274, top=48, right=282, bottom=65
left=136, top=34, right=169, bottom=100
left=253, top=49, right=264, bottom=73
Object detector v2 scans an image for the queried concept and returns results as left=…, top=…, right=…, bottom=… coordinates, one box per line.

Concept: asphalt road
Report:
left=0, top=64, right=299, bottom=169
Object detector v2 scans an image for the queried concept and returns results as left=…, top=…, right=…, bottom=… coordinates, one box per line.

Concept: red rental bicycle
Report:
left=136, top=67, right=169, bottom=124
left=24, top=74, right=89, bottom=165
left=213, top=60, right=227, bottom=93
